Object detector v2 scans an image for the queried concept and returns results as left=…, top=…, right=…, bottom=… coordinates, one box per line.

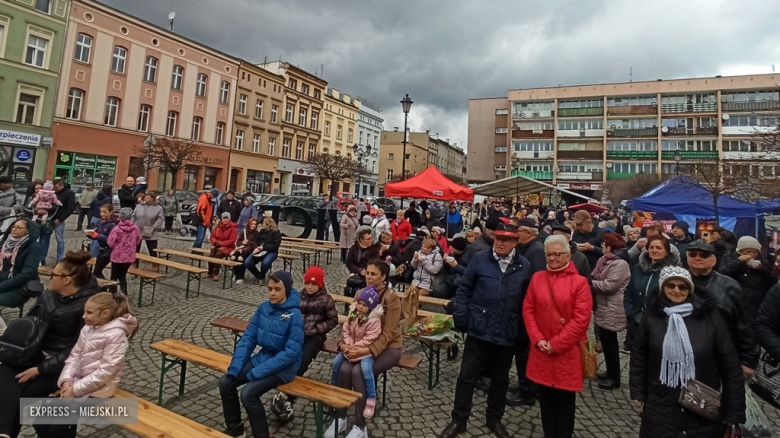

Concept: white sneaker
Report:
left=235, top=279, right=244, bottom=285
left=323, top=418, right=347, bottom=438
left=345, top=425, right=368, bottom=438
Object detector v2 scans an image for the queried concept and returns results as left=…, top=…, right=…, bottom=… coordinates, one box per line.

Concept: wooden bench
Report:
left=210, top=317, right=423, bottom=410
left=150, top=339, right=360, bottom=438
left=114, top=389, right=230, bottom=437
left=156, top=249, right=241, bottom=289
left=135, top=253, right=207, bottom=299
left=81, top=261, right=166, bottom=308
left=337, top=283, right=451, bottom=307
left=281, top=239, right=338, bottom=264
left=278, top=247, right=315, bottom=272
left=193, top=247, right=302, bottom=274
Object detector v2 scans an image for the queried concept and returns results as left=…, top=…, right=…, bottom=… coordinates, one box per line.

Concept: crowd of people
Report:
left=1, top=178, right=780, bottom=438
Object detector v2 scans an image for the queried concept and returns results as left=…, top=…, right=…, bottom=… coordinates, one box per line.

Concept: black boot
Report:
left=598, top=378, right=621, bottom=390
left=505, top=389, right=536, bottom=407
left=438, top=421, right=466, bottom=438
left=486, top=420, right=511, bottom=438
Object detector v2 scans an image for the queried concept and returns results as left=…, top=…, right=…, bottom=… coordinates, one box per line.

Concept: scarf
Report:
left=591, top=252, right=619, bottom=279
left=396, top=216, right=403, bottom=225
left=660, top=303, right=695, bottom=388
left=1, top=235, right=28, bottom=266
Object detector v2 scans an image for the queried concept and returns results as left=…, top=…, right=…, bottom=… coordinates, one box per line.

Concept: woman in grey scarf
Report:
left=629, top=266, right=745, bottom=438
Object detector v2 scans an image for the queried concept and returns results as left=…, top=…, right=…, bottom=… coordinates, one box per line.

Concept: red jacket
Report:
left=391, top=218, right=412, bottom=242
left=523, top=262, right=592, bottom=392
left=210, top=221, right=237, bottom=253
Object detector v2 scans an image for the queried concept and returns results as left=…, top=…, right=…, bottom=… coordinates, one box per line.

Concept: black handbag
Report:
left=344, top=275, right=366, bottom=298
left=19, top=279, right=44, bottom=298
left=0, top=304, right=48, bottom=368
left=749, top=352, right=780, bottom=410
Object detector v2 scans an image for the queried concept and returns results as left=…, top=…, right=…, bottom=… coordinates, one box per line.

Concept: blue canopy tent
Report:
left=629, top=175, right=761, bottom=238
left=757, top=198, right=780, bottom=215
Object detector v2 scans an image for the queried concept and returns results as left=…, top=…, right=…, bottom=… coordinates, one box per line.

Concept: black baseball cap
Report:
left=687, top=240, right=714, bottom=254
left=551, top=225, right=572, bottom=235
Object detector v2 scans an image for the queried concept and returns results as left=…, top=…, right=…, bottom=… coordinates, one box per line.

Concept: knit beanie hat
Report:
left=210, top=188, right=219, bottom=197
left=358, top=286, right=380, bottom=312
left=43, top=181, right=53, bottom=190
left=304, top=266, right=325, bottom=289
left=272, top=270, right=294, bottom=297
left=737, top=236, right=761, bottom=252
left=119, top=207, right=133, bottom=221
left=672, top=221, right=690, bottom=232
left=659, top=266, right=694, bottom=293
left=450, top=237, right=468, bottom=252
left=136, top=176, right=147, bottom=184
left=221, top=212, right=231, bottom=219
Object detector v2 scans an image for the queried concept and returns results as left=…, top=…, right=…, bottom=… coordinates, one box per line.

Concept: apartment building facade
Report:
left=320, top=87, right=359, bottom=194
left=49, top=0, right=238, bottom=191
left=0, top=0, right=70, bottom=185
left=228, top=61, right=285, bottom=194
left=468, top=73, right=780, bottom=199
left=259, top=61, right=325, bottom=195
left=355, top=96, right=382, bottom=197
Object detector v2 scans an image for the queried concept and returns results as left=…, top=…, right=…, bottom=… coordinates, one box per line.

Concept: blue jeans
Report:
left=331, top=352, right=376, bottom=399
left=193, top=225, right=207, bottom=248
left=218, top=360, right=281, bottom=438
left=39, top=232, right=52, bottom=265
left=323, top=219, right=331, bottom=240
left=245, top=252, right=278, bottom=280
left=53, top=222, right=66, bottom=260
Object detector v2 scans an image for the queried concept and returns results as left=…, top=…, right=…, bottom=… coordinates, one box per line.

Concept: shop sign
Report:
left=189, top=155, right=225, bottom=165
left=295, top=167, right=314, bottom=177
left=15, top=149, right=32, bottom=162
left=556, top=183, right=570, bottom=189
left=96, top=156, right=117, bottom=170
left=559, top=183, right=603, bottom=191
left=0, top=129, right=40, bottom=147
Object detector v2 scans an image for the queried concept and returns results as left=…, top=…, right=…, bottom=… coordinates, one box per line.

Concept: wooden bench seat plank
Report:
left=114, top=389, right=229, bottom=438
left=156, top=249, right=242, bottom=267
left=151, top=339, right=231, bottom=373
left=136, top=253, right=208, bottom=274
left=283, top=237, right=339, bottom=247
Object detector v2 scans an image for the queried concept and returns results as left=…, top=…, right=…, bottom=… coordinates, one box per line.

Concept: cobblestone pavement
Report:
left=7, top=223, right=780, bottom=437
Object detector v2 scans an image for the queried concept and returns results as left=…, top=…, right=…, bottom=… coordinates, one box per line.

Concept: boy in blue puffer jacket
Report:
left=219, top=270, right=303, bottom=438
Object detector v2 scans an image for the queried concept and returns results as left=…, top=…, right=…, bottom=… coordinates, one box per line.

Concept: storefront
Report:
left=227, top=151, right=278, bottom=194
left=0, top=128, right=42, bottom=189
left=276, top=158, right=314, bottom=195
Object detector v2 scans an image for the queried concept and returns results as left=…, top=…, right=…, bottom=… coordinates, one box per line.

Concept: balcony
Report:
left=722, top=101, right=780, bottom=112
left=512, top=110, right=554, bottom=119
left=723, top=151, right=780, bottom=160
left=511, top=170, right=554, bottom=180
left=557, top=129, right=604, bottom=138
left=556, top=150, right=604, bottom=160
left=661, top=150, right=719, bottom=160
left=557, top=171, right=604, bottom=181
left=558, top=107, right=604, bottom=117
left=661, top=126, right=718, bottom=136
left=607, top=172, right=636, bottom=180
left=660, top=102, right=718, bottom=113
left=607, top=105, right=658, bottom=116
left=608, top=127, right=658, bottom=138
left=606, top=150, right=658, bottom=159
left=512, top=129, right=555, bottom=139
left=512, top=151, right=555, bottom=160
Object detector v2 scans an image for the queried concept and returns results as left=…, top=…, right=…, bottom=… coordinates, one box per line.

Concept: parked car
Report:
left=281, top=196, right=343, bottom=228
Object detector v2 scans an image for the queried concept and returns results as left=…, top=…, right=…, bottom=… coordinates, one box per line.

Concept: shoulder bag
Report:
left=545, top=274, right=598, bottom=379
left=678, top=378, right=721, bottom=422
left=0, top=303, right=48, bottom=368
left=749, top=352, right=780, bottom=410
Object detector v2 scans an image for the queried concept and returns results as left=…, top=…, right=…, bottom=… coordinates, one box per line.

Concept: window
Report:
left=142, top=56, right=158, bottom=83
left=296, top=141, right=304, bottom=160
left=166, top=111, right=178, bottom=136
left=722, top=90, right=780, bottom=102
left=559, top=99, right=604, bottom=109
left=324, top=121, right=330, bottom=136
left=16, top=93, right=38, bottom=125
left=337, top=125, right=342, bottom=139
left=111, top=46, right=126, bottom=73
left=314, top=89, right=321, bottom=99
left=558, top=119, right=604, bottom=130
left=35, top=0, right=50, bottom=14
left=104, top=97, right=119, bottom=126
left=301, top=84, right=310, bottom=95
left=66, top=89, right=83, bottom=120
left=299, top=107, right=307, bottom=126
left=25, top=35, right=47, bottom=67
left=252, top=133, right=260, bottom=153
left=246, top=170, right=273, bottom=193
left=238, top=94, right=247, bottom=114
left=513, top=141, right=554, bottom=151
left=191, top=117, right=202, bottom=141
left=348, top=128, right=353, bottom=143
left=215, top=122, right=225, bottom=145
left=282, top=138, right=291, bottom=158
left=722, top=115, right=778, bottom=127
left=388, top=153, right=394, bottom=160
left=495, top=165, right=507, bottom=171
left=607, top=141, right=657, bottom=151
left=74, top=34, right=92, bottom=63
left=271, top=105, right=278, bottom=123
left=285, top=104, right=294, bottom=123
left=288, top=78, right=297, bottom=90
left=220, top=81, right=230, bottom=104
left=310, top=112, right=319, bottom=130
left=724, top=140, right=757, bottom=152
left=255, top=99, right=263, bottom=118
left=611, top=162, right=657, bottom=173
left=386, top=169, right=393, bottom=180
left=495, top=127, right=507, bottom=133
left=196, top=74, right=207, bottom=97
left=495, top=146, right=507, bottom=152
left=137, top=105, right=151, bottom=132
left=359, top=131, right=364, bottom=144
left=268, top=137, right=276, bottom=156
left=171, top=65, right=183, bottom=90
left=308, top=143, right=316, bottom=159
left=608, top=118, right=657, bottom=129
left=607, top=95, right=657, bottom=106
left=374, top=135, right=378, bottom=147
left=495, top=109, right=509, bottom=115
left=235, top=129, right=244, bottom=150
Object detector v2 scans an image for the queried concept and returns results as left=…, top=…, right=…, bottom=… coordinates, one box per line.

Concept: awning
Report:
left=472, top=175, right=598, bottom=203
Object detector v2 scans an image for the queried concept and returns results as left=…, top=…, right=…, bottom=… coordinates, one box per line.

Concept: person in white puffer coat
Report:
left=410, top=238, right=444, bottom=295
left=58, top=291, right=138, bottom=398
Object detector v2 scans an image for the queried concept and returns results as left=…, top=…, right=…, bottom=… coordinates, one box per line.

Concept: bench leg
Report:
left=137, top=279, right=144, bottom=308
left=18, top=306, right=24, bottom=317
left=221, top=266, right=233, bottom=289
left=157, top=353, right=186, bottom=405
left=374, top=371, right=388, bottom=416
left=420, top=341, right=442, bottom=390
left=314, top=403, right=324, bottom=438
left=162, top=254, right=171, bottom=274
left=283, top=258, right=292, bottom=273
left=326, top=248, right=332, bottom=265
left=151, top=279, right=157, bottom=305
left=232, top=332, right=242, bottom=353
left=178, top=361, right=188, bottom=396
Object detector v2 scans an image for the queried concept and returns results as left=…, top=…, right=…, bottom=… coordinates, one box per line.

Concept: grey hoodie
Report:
left=132, top=201, right=164, bottom=240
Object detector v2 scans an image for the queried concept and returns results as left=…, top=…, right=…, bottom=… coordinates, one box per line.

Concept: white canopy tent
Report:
left=472, top=174, right=599, bottom=203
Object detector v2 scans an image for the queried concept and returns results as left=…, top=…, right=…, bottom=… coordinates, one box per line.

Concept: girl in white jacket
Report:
left=58, top=291, right=138, bottom=398
left=411, top=238, right=444, bottom=295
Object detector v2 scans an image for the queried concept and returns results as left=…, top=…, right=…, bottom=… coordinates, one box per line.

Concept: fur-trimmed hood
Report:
left=349, top=302, right=385, bottom=320
left=638, top=249, right=680, bottom=273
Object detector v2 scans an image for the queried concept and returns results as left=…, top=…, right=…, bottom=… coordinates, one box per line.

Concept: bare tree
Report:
left=305, top=153, right=369, bottom=197
left=598, top=172, right=667, bottom=206
left=134, top=136, right=202, bottom=189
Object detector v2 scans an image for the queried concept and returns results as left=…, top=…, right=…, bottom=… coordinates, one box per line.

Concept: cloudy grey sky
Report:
left=102, top=0, right=780, bottom=151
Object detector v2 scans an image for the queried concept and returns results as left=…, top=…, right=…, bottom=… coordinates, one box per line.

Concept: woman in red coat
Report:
left=391, top=216, right=412, bottom=244
left=208, top=212, right=237, bottom=281
left=523, top=234, right=592, bottom=438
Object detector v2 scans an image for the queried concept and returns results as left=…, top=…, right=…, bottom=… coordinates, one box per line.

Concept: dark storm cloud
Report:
left=101, top=0, right=780, bottom=149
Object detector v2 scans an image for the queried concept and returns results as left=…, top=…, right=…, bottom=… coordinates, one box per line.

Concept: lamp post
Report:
left=514, top=158, right=521, bottom=204
left=400, top=94, right=413, bottom=209
left=674, top=148, right=682, bottom=177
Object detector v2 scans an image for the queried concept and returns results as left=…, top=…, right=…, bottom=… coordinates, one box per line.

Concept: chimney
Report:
left=426, top=129, right=430, bottom=134
left=394, top=127, right=399, bottom=132
left=446, top=139, right=450, bottom=143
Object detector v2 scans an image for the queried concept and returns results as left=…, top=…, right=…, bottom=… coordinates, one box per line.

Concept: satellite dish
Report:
left=168, top=11, right=176, bottom=20
left=661, top=126, right=669, bottom=133
left=722, top=114, right=730, bottom=121
left=606, top=162, right=613, bottom=169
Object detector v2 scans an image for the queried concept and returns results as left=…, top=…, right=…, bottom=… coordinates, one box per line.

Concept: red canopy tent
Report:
left=568, top=203, right=608, bottom=213
left=385, top=166, right=473, bottom=201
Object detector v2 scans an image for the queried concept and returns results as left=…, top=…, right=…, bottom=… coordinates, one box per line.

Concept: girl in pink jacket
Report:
left=58, top=291, right=138, bottom=398
left=330, top=286, right=383, bottom=418
left=107, top=208, right=141, bottom=295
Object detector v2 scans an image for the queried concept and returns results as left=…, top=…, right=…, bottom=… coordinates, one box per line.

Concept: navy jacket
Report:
left=454, top=250, right=532, bottom=347
left=227, top=289, right=304, bottom=383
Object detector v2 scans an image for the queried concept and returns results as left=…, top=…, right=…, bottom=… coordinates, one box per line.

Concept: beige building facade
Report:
left=467, top=97, right=509, bottom=184
left=321, top=87, right=360, bottom=193
left=378, top=129, right=430, bottom=191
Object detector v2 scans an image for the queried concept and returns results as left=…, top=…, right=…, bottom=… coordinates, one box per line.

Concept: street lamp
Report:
left=400, top=94, right=413, bottom=209
left=674, top=148, right=682, bottom=177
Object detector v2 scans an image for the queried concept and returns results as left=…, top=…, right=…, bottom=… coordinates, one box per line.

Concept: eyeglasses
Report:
left=687, top=251, right=712, bottom=259
left=665, top=283, right=691, bottom=292
left=545, top=252, right=566, bottom=259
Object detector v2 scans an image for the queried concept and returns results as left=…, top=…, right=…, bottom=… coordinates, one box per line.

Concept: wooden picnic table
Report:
left=156, top=249, right=241, bottom=289
left=135, top=253, right=207, bottom=298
